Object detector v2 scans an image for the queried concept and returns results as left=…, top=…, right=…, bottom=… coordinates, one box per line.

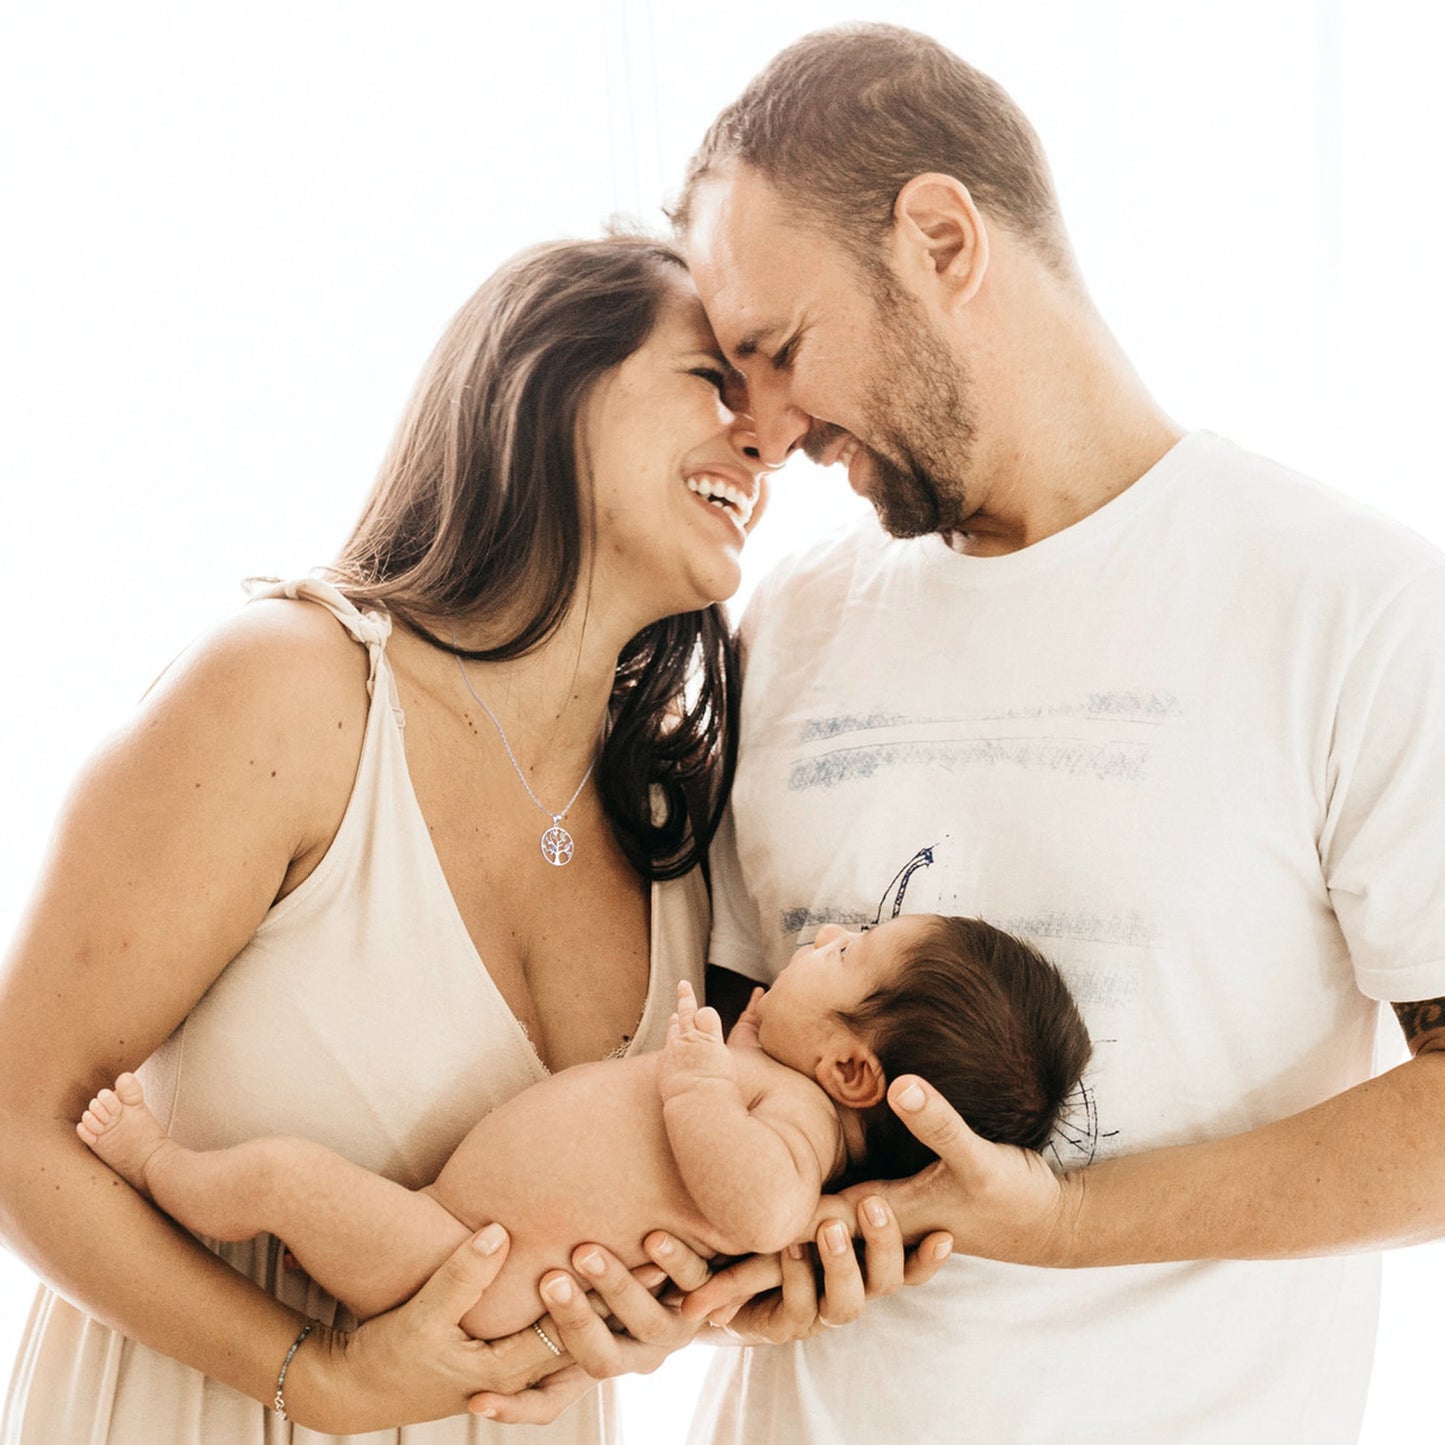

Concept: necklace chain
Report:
left=452, top=642, right=597, bottom=867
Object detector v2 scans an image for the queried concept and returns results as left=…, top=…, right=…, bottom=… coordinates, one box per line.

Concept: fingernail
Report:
left=863, top=1198, right=888, bottom=1228
left=474, top=1224, right=505, bottom=1255
left=542, top=1275, right=575, bottom=1305
left=653, top=1234, right=674, bottom=1257
left=787, top=1242, right=806, bottom=1260
left=933, top=1237, right=954, bottom=1261
left=823, top=1222, right=847, bottom=1255
left=897, top=1082, right=926, bottom=1111
left=576, top=1249, right=604, bottom=1278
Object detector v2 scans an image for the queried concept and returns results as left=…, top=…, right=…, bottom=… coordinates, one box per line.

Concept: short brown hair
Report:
left=673, top=23, right=1069, bottom=273
left=837, top=916, right=1091, bottom=1180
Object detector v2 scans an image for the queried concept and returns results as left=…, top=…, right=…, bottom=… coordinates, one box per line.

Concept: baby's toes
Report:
left=114, top=1072, right=144, bottom=1107
left=77, top=1106, right=108, bottom=1143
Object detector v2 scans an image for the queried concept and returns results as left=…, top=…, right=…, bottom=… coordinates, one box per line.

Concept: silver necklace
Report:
left=452, top=644, right=597, bottom=867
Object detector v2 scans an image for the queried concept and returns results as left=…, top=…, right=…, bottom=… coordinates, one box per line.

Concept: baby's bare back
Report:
left=425, top=1052, right=728, bottom=1337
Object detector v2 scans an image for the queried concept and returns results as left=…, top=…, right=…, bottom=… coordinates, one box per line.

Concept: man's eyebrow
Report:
left=732, top=327, right=777, bottom=360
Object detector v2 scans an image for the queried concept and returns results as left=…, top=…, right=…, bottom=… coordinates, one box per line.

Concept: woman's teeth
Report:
left=686, top=474, right=755, bottom=526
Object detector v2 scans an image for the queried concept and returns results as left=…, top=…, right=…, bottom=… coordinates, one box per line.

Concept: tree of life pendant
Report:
left=541, top=821, right=575, bottom=867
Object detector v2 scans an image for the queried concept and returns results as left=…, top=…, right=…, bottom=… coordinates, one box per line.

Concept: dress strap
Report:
left=245, top=577, right=405, bottom=726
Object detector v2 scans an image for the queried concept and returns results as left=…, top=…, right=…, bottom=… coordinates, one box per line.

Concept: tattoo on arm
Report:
left=1391, top=997, right=1445, bottom=1053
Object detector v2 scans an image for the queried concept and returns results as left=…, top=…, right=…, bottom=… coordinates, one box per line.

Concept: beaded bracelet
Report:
left=273, top=1322, right=315, bottom=1421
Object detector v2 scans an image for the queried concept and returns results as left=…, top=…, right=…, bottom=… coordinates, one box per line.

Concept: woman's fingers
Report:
left=470, top=1364, right=595, bottom=1424
left=644, top=1230, right=713, bottom=1296
left=537, top=1245, right=699, bottom=1379
left=410, top=1223, right=510, bottom=1328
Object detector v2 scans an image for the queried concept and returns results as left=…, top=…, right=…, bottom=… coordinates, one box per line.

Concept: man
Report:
left=673, top=23, right=1445, bottom=1445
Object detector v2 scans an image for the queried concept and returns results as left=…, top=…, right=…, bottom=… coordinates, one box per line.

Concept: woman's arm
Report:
left=0, top=602, right=563, bottom=1431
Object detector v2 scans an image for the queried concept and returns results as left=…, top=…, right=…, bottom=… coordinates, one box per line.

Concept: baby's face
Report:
left=755, top=915, right=926, bottom=1075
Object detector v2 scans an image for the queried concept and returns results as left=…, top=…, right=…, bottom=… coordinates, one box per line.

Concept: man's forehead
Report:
left=683, top=166, right=804, bottom=348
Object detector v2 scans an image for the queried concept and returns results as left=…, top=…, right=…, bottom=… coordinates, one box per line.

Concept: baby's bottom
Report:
left=78, top=1075, right=476, bottom=1323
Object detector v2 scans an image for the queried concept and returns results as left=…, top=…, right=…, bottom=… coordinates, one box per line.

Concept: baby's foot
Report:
left=76, top=1072, right=166, bottom=1196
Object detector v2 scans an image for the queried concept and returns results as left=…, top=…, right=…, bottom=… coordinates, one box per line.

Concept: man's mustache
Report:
left=801, top=421, right=851, bottom=465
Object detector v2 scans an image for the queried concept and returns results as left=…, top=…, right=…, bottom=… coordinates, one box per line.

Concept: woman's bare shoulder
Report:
left=114, top=594, right=376, bottom=855
left=148, top=593, right=373, bottom=713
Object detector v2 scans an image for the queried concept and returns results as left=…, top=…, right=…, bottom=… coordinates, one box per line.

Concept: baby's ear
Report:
left=818, top=1048, right=886, bottom=1109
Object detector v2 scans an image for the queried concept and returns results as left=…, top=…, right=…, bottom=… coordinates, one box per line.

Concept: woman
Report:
left=0, top=234, right=764, bottom=1440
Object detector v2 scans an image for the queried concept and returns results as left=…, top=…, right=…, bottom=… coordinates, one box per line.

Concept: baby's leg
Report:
left=78, top=1073, right=470, bottom=1319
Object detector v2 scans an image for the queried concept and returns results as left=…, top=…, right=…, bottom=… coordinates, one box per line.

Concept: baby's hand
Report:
left=727, top=986, right=766, bottom=1051
left=658, top=981, right=737, bottom=1101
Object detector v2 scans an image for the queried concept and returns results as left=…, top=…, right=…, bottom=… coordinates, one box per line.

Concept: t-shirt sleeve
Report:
left=1322, top=564, right=1445, bottom=1002
left=706, top=801, right=766, bottom=980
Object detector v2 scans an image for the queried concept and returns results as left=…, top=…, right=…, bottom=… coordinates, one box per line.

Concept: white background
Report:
left=2, top=3, right=1442, bottom=1440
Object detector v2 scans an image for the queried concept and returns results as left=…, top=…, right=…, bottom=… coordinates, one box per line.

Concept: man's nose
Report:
left=814, top=923, right=846, bottom=946
left=750, top=383, right=812, bottom=468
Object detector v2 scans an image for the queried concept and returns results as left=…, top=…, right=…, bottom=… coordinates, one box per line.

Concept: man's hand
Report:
left=868, top=1075, right=1082, bottom=1267
left=677, top=1198, right=953, bottom=1340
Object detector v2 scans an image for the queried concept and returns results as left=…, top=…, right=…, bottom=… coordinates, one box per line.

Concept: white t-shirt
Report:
left=693, top=431, right=1445, bottom=1445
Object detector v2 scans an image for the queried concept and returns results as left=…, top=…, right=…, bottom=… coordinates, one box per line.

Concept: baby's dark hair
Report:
left=836, top=916, right=1091, bottom=1181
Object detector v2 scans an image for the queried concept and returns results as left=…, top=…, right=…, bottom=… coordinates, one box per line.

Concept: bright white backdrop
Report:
left=2, top=3, right=1441, bottom=1441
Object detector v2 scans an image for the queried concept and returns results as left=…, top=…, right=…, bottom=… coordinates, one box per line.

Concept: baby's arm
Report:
left=658, top=982, right=836, bottom=1255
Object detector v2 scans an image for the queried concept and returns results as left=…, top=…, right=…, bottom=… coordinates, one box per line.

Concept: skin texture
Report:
left=73, top=927, right=931, bottom=1342
left=0, top=280, right=775, bottom=1432
left=675, top=156, right=1445, bottom=1310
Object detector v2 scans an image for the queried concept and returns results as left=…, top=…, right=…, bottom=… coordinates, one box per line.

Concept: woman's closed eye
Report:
left=689, top=366, right=728, bottom=395
left=690, top=363, right=749, bottom=414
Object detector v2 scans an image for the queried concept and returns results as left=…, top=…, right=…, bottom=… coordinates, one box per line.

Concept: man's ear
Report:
left=818, top=1047, right=887, bottom=1109
left=890, top=172, right=989, bottom=308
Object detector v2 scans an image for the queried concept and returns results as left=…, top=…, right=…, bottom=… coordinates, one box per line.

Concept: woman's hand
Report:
left=291, top=1226, right=575, bottom=1432
left=676, top=1195, right=953, bottom=1342
left=471, top=1232, right=714, bottom=1424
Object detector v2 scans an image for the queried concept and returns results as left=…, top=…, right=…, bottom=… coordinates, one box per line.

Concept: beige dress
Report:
left=2, top=580, right=708, bottom=1445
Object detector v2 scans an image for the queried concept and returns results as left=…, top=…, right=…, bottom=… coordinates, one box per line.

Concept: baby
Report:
left=78, top=914, right=1091, bottom=1339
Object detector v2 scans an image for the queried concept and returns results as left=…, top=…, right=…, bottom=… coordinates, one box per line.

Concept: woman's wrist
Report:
left=271, top=1319, right=347, bottom=1432
left=272, top=1321, right=317, bottom=1420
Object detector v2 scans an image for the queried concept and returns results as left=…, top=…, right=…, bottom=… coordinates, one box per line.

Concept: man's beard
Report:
left=807, top=282, right=975, bottom=539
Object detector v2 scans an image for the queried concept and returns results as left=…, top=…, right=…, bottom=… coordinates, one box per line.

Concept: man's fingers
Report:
left=856, top=1195, right=905, bottom=1298
left=903, top=1231, right=955, bottom=1287
left=777, top=1241, right=821, bottom=1334
left=411, top=1224, right=510, bottom=1327
left=889, top=1075, right=982, bottom=1165
left=681, top=1251, right=783, bottom=1322
left=814, top=1220, right=864, bottom=1327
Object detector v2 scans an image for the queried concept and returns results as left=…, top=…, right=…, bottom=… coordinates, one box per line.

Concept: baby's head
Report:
left=754, top=915, right=1092, bottom=1181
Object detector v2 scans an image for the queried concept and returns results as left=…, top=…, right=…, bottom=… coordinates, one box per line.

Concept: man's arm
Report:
left=868, top=1002, right=1445, bottom=1268
left=658, top=982, right=835, bottom=1255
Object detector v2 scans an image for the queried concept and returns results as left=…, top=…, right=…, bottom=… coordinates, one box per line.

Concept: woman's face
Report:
left=580, top=273, right=767, bottom=623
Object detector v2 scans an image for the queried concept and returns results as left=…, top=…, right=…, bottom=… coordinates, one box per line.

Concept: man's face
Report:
left=685, top=163, right=977, bottom=539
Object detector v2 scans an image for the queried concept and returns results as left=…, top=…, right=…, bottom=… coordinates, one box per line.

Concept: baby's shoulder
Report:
left=736, top=1050, right=835, bottom=1118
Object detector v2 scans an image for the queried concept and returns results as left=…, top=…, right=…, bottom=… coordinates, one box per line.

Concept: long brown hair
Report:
left=330, top=235, right=737, bottom=880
